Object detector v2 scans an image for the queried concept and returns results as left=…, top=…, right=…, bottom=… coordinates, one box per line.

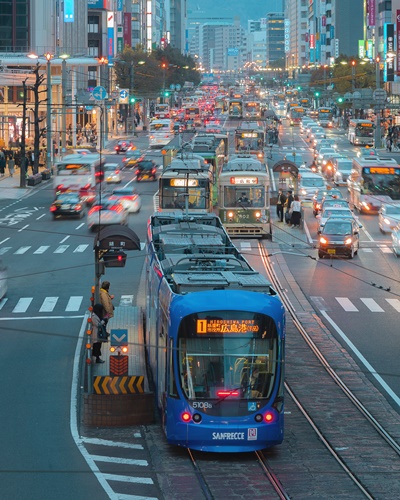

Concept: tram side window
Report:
left=169, top=338, right=179, bottom=398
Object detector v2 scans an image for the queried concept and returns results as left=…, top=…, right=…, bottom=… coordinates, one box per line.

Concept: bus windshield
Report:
left=356, top=126, right=374, bottom=137
left=178, top=311, right=278, bottom=400
left=361, top=168, right=400, bottom=198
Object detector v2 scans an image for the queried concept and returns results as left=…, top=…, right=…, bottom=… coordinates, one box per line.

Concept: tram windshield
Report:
left=178, top=311, right=278, bottom=400
left=361, top=168, right=400, bottom=199
left=235, top=133, right=264, bottom=151
left=160, top=181, right=208, bottom=209
left=223, top=186, right=265, bottom=207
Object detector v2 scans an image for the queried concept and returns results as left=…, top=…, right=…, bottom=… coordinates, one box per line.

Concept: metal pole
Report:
left=61, top=59, right=67, bottom=152
left=351, top=62, right=356, bottom=117
left=46, top=56, right=53, bottom=170
left=375, top=58, right=381, bottom=149
left=131, top=64, right=136, bottom=137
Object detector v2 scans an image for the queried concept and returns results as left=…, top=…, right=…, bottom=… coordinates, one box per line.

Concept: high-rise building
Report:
left=266, top=13, right=284, bottom=67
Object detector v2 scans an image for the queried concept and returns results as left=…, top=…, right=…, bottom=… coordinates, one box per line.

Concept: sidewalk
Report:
left=270, top=205, right=313, bottom=250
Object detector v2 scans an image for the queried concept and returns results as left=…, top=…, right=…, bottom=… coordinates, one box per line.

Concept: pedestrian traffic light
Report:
left=129, top=96, right=136, bottom=104
left=102, top=250, right=127, bottom=268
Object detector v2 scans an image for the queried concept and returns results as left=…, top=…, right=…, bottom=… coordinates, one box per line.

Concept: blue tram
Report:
left=145, top=213, right=285, bottom=452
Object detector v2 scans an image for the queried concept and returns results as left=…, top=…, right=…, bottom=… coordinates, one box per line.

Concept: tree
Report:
left=153, top=46, right=201, bottom=88
left=27, top=63, right=47, bottom=174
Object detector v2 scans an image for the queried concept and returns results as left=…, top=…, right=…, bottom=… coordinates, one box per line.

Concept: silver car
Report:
left=87, top=198, right=128, bottom=232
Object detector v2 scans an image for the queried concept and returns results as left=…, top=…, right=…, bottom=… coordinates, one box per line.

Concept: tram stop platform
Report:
left=83, top=302, right=154, bottom=427
left=270, top=203, right=313, bottom=250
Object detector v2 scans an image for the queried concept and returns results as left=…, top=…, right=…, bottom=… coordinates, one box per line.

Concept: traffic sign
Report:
left=110, top=328, right=128, bottom=346
left=92, top=85, right=107, bottom=100
left=373, top=88, right=387, bottom=103
left=175, top=84, right=181, bottom=91
left=170, top=84, right=176, bottom=90
left=119, top=88, right=129, bottom=104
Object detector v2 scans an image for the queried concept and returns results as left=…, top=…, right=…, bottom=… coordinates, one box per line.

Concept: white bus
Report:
left=154, top=103, right=170, bottom=119
left=53, top=153, right=105, bottom=204
left=348, top=119, right=374, bottom=146
left=149, top=119, right=174, bottom=148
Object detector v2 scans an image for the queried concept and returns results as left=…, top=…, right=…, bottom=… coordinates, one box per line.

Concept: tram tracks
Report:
left=258, top=240, right=400, bottom=497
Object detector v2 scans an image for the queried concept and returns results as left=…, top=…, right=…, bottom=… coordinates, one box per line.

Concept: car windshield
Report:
left=323, top=209, right=351, bottom=218
left=56, top=194, right=80, bottom=203
left=336, top=162, right=352, bottom=171
left=112, top=188, right=135, bottom=195
left=137, top=161, right=154, bottom=170
left=385, top=205, right=400, bottom=215
left=324, top=221, right=352, bottom=235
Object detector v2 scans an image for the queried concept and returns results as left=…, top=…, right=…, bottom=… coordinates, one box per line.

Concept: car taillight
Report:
left=135, top=169, right=139, bottom=175
left=111, top=205, right=123, bottom=212
left=50, top=205, right=57, bottom=212
left=74, top=204, right=82, bottom=211
left=56, top=184, right=64, bottom=191
left=115, top=169, right=120, bottom=174
left=151, top=168, right=156, bottom=174
left=88, top=206, right=101, bottom=215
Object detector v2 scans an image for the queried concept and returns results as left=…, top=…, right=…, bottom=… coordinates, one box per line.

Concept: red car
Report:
left=115, top=141, right=132, bottom=154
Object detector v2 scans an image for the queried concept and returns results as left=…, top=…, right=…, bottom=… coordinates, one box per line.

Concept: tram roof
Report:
left=223, top=156, right=267, bottom=172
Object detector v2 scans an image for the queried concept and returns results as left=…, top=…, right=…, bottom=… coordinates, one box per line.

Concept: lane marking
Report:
left=0, top=238, right=10, bottom=245
left=12, top=297, right=33, bottom=313
left=73, top=244, right=89, bottom=253
left=385, top=299, right=400, bottom=313
left=360, top=298, right=384, bottom=312
left=335, top=297, right=359, bottom=312
left=18, top=224, right=29, bottom=232
left=34, top=246, right=50, bottom=254
left=92, top=455, right=148, bottom=466
left=39, top=297, right=58, bottom=312
left=14, top=246, right=31, bottom=254
left=0, top=298, right=8, bottom=310
left=54, top=245, right=69, bottom=253
left=321, top=310, right=400, bottom=408
left=65, top=296, right=83, bottom=311
left=0, top=247, right=11, bottom=255
left=102, top=473, right=154, bottom=485
left=82, top=437, right=143, bottom=449
left=60, top=235, right=70, bottom=243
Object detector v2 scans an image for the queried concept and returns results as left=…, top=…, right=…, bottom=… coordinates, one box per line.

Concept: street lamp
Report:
left=59, top=54, right=70, bottom=152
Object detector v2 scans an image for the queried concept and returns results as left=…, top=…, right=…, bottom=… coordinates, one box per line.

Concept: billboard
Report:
left=64, top=0, right=74, bottom=22
left=397, top=10, right=400, bottom=76
left=227, top=48, right=239, bottom=57
left=88, top=0, right=113, bottom=9
left=384, top=23, right=395, bottom=82
left=367, top=0, right=375, bottom=28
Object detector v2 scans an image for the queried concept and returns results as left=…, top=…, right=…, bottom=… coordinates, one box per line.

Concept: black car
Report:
left=50, top=193, right=86, bottom=219
left=318, top=217, right=360, bottom=259
left=135, top=160, right=158, bottom=182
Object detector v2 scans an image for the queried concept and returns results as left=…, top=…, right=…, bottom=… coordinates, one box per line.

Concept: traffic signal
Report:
left=129, top=96, right=136, bottom=104
left=297, top=86, right=302, bottom=90
left=314, top=91, right=320, bottom=97
left=102, top=250, right=127, bottom=268
left=337, top=96, right=344, bottom=103
left=164, top=91, right=170, bottom=97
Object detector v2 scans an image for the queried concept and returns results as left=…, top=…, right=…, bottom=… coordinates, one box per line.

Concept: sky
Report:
left=187, top=0, right=284, bottom=25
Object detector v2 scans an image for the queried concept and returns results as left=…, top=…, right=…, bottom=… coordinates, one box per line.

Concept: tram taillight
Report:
left=181, top=412, right=191, bottom=422
left=264, top=412, right=274, bottom=423
left=217, top=390, right=239, bottom=397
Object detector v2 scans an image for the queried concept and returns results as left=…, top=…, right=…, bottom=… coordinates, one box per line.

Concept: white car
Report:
left=0, top=259, right=7, bottom=300
left=317, top=206, right=362, bottom=232
left=87, top=198, right=128, bottom=232
left=333, top=159, right=353, bottom=185
left=108, top=187, right=142, bottom=213
left=103, top=163, right=122, bottom=183
left=391, top=222, right=400, bottom=257
left=379, top=203, right=400, bottom=233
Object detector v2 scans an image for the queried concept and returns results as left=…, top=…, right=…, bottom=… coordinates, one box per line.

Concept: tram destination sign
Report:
left=196, top=319, right=260, bottom=334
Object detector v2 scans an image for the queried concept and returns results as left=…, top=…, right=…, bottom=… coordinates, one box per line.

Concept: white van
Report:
left=0, top=259, right=8, bottom=300
left=298, top=172, right=327, bottom=202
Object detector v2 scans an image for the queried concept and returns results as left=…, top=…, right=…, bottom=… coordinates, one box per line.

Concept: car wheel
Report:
left=348, top=248, right=354, bottom=259
left=52, top=214, right=57, bottom=220
left=318, top=250, right=324, bottom=259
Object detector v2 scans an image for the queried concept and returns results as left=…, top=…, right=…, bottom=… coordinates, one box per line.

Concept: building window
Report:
left=88, top=40, right=99, bottom=57
left=88, top=15, right=99, bottom=34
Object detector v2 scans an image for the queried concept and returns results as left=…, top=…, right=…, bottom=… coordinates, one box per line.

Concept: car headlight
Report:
left=383, top=218, right=391, bottom=224
left=320, top=237, right=328, bottom=244
left=344, top=237, right=352, bottom=245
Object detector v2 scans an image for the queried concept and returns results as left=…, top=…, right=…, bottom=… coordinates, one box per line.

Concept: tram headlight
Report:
left=255, top=211, right=261, bottom=219
left=192, top=413, right=202, bottom=423
left=254, top=414, right=263, bottom=423
left=228, top=211, right=234, bottom=219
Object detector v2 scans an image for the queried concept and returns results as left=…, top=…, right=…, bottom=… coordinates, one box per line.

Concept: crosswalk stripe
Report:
left=92, top=455, right=148, bottom=466
left=336, top=297, right=358, bottom=311
left=381, top=247, right=392, bottom=253
left=361, top=248, right=373, bottom=252
left=102, top=474, right=155, bottom=486
left=73, top=244, right=89, bottom=253
left=39, top=297, right=58, bottom=312
left=65, top=296, right=83, bottom=311
left=0, top=298, right=8, bottom=310
left=0, top=247, right=11, bottom=255
left=385, top=298, right=400, bottom=312
left=14, top=246, right=31, bottom=254
left=360, top=298, right=384, bottom=312
left=54, top=245, right=69, bottom=253
left=33, top=246, right=50, bottom=254
left=13, top=298, right=33, bottom=313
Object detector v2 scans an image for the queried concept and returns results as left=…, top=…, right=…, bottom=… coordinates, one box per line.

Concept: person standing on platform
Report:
left=285, top=190, right=294, bottom=224
left=276, top=188, right=286, bottom=222
left=290, top=195, right=302, bottom=228
left=7, top=156, right=15, bottom=177
left=91, top=303, right=106, bottom=364
left=100, top=280, right=114, bottom=325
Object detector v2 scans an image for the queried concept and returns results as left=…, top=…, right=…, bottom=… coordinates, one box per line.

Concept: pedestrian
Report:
left=100, top=280, right=114, bottom=325
left=284, top=190, right=294, bottom=224
left=91, top=303, right=106, bottom=364
left=7, top=157, right=15, bottom=177
left=0, top=154, right=5, bottom=177
left=290, top=195, right=302, bottom=228
left=276, top=188, right=286, bottom=222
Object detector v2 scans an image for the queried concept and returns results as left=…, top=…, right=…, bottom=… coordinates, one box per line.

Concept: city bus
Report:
left=149, top=119, right=174, bottom=148
left=228, top=98, right=243, bottom=119
left=243, top=100, right=261, bottom=119
left=158, top=158, right=214, bottom=213
left=317, top=107, right=333, bottom=127
left=53, top=153, right=105, bottom=205
left=299, top=97, right=311, bottom=108
left=287, top=106, right=306, bottom=126
left=218, top=154, right=271, bottom=237
left=154, top=103, right=170, bottom=119
left=234, top=122, right=265, bottom=159
left=347, top=119, right=374, bottom=146
left=348, top=156, right=400, bottom=213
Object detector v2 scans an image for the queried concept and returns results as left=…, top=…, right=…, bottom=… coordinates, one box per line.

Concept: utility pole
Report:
left=20, top=79, right=27, bottom=188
